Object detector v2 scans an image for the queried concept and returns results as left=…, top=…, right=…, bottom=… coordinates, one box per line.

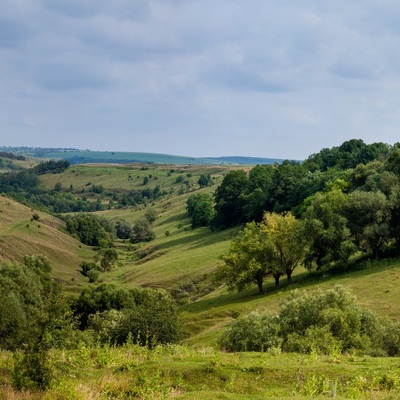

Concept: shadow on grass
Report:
left=181, top=256, right=400, bottom=315
left=156, top=226, right=239, bottom=252
left=181, top=278, right=288, bottom=315
left=157, top=211, right=189, bottom=227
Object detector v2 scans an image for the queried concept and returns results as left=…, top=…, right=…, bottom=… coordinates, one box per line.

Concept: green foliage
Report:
left=186, top=193, right=214, bottom=228
left=244, top=164, right=274, bottom=221
left=112, top=289, right=181, bottom=347
left=219, top=311, right=281, bottom=352
left=75, top=284, right=181, bottom=346
left=216, top=212, right=306, bottom=293
left=345, top=190, right=391, bottom=258
left=0, top=256, right=75, bottom=352
left=130, top=218, right=155, bottom=243
left=80, top=261, right=98, bottom=277
left=144, top=207, right=157, bottom=223
left=261, top=212, right=307, bottom=284
left=267, top=161, right=307, bottom=213
left=198, top=173, right=212, bottom=187
left=33, top=159, right=70, bottom=175
left=66, top=213, right=114, bottom=247
left=220, top=286, right=400, bottom=357
left=303, top=190, right=355, bottom=271
left=216, top=221, right=275, bottom=294
left=12, top=346, right=53, bottom=390
left=114, top=218, right=134, bottom=239
left=213, top=170, right=249, bottom=228
left=99, top=248, right=119, bottom=272
left=304, top=139, right=390, bottom=171
left=74, top=283, right=134, bottom=329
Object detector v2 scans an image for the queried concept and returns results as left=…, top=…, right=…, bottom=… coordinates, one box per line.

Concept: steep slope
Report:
left=0, top=195, right=92, bottom=289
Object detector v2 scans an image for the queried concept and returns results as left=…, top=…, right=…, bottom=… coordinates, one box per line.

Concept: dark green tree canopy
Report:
left=213, top=170, right=249, bottom=228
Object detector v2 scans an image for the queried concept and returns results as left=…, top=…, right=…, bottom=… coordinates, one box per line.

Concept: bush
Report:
left=219, top=312, right=281, bottom=352
left=130, top=219, right=155, bottom=243
left=219, top=286, right=400, bottom=356
left=76, top=285, right=181, bottom=346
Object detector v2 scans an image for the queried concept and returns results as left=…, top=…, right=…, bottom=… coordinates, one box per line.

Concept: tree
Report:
left=213, top=170, right=249, bottom=228
left=144, top=207, right=157, bottom=223
left=260, top=212, right=307, bottom=284
left=345, top=190, right=391, bottom=258
left=215, top=221, right=276, bottom=294
left=130, top=219, right=155, bottom=243
left=186, top=193, right=214, bottom=228
left=244, top=165, right=274, bottom=221
left=198, top=173, right=212, bottom=187
left=115, top=219, right=134, bottom=239
left=66, top=214, right=113, bottom=247
left=267, top=161, right=307, bottom=213
left=99, top=248, right=119, bottom=272
left=302, top=190, right=355, bottom=271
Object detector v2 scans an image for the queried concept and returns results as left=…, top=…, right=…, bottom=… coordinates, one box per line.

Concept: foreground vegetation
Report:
left=2, top=344, right=400, bottom=399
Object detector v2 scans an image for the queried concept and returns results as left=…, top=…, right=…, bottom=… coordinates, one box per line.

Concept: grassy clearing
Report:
left=38, top=163, right=238, bottom=193
left=1, top=344, right=400, bottom=399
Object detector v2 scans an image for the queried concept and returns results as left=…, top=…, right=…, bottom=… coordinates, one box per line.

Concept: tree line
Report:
left=185, top=139, right=400, bottom=293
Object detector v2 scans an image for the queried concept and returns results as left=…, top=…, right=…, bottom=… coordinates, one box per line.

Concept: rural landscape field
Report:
left=2, top=141, right=400, bottom=399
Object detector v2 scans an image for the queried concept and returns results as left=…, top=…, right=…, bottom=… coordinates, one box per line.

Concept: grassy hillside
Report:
left=6, top=161, right=400, bottom=340
left=3, top=161, right=400, bottom=398
left=0, top=195, right=92, bottom=290
left=35, top=162, right=400, bottom=349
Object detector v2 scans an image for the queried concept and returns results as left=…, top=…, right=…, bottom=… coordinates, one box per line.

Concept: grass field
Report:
left=2, top=344, right=400, bottom=399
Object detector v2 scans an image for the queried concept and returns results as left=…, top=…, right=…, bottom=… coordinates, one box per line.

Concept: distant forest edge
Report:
left=0, top=147, right=285, bottom=165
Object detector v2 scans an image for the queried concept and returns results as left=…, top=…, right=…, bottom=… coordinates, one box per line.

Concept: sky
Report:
left=2, top=0, right=400, bottom=159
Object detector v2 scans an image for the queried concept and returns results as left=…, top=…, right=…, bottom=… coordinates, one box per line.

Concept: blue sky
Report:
left=1, top=0, right=400, bottom=159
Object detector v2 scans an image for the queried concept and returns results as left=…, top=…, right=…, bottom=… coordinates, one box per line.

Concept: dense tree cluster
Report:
left=32, top=160, right=70, bottom=175
left=213, top=140, right=400, bottom=272
left=0, top=256, right=182, bottom=388
left=74, top=283, right=181, bottom=346
left=0, top=151, right=25, bottom=161
left=66, top=214, right=156, bottom=248
left=212, top=140, right=393, bottom=229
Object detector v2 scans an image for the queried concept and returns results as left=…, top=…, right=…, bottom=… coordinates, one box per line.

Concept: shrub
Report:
left=130, top=219, right=155, bottom=243
left=219, top=286, right=400, bottom=356
left=219, top=311, right=281, bottom=352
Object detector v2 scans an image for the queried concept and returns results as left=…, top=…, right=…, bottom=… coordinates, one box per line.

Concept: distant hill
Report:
left=0, top=147, right=286, bottom=165
left=204, top=156, right=285, bottom=165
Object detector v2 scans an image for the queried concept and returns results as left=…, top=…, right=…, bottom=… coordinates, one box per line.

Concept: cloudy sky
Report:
left=2, top=0, right=400, bottom=159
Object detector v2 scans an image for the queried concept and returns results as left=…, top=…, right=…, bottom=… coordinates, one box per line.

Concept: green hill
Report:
left=3, top=153, right=400, bottom=398
left=0, top=195, right=92, bottom=290
left=12, top=161, right=400, bottom=347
